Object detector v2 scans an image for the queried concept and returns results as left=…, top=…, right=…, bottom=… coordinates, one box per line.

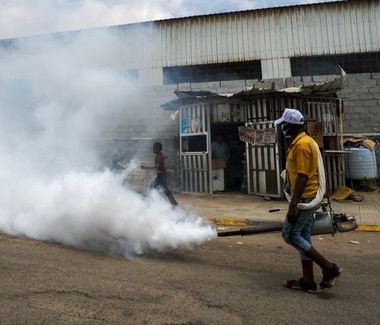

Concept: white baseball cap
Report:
left=274, top=108, right=304, bottom=125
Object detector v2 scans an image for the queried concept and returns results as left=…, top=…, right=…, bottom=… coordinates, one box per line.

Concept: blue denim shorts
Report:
left=282, top=198, right=315, bottom=261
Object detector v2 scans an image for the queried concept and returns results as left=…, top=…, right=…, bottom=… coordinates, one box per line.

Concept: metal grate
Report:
left=180, top=104, right=212, bottom=193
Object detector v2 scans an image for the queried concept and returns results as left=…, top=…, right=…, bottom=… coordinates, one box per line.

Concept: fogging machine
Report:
left=217, top=208, right=358, bottom=237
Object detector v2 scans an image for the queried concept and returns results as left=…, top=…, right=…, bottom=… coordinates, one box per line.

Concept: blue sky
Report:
left=0, top=0, right=340, bottom=39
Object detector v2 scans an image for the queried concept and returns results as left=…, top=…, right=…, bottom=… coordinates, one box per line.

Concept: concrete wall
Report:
left=340, top=73, right=380, bottom=133
left=283, top=73, right=380, bottom=134
left=280, top=73, right=380, bottom=183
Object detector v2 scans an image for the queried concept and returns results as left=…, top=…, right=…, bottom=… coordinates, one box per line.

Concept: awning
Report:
left=161, top=67, right=346, bottom=111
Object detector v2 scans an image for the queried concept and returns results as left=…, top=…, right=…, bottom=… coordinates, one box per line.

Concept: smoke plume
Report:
left=0, top=31, right=216, bottom=257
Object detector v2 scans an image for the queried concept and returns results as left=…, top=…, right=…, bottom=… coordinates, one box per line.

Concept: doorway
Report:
left=210, top=122, right=246, bottom=192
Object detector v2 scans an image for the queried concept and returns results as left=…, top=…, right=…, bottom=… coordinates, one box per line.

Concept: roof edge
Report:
left=0, top=0, right=352, bottom=41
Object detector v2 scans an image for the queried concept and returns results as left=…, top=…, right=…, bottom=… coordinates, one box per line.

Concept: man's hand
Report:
left=286, top=204, right=299, bottom=225
left=287, top=173, right=308, bottom=225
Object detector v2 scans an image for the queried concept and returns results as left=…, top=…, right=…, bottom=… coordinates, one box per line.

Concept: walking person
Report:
left=275, top=108, right=341, bottom=293
left=141, top=142, right=178, bottom=207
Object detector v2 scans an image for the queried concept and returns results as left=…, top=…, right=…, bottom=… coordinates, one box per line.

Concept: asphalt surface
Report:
left=1, top=229, right=379, bottom=325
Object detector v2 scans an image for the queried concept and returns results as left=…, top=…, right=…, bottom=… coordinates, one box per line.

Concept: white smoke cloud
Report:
left=0, top=0, right=339, bottom=40
left=0, top=31, right=216, bottom=257
left=0, top=0, right=177, bottom=39
left=0, top=169, right=214, bottom=257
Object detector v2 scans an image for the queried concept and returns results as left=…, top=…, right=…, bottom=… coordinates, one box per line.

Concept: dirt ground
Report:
left=1, top=229, right=379, bottom=325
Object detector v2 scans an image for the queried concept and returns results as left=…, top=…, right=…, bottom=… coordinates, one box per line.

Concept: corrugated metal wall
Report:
left=114, top=0, right=379, bottom=70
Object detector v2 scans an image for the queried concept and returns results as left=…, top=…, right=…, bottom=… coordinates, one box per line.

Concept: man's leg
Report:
left=283, top=204, right=341, bottom=290
left=282, top=208, right=314, bottom=263
left=300, top=218, right=314, bottom=285
left=301, top=260, right=314, bottom=285
left=299, top=213, right=339, bottom=280
left=150, top=177, right=158, bottom=190
left=283, top=201, right=318, bottom=289
left=162, top=187, right=178, bottom=206
left=304, top=247, right=333, bottom=271
left=156, top=174, right=178, bottom=206
left=304, top=246, right=342, bottom=288
left=298, top=212, right=341, bottom=288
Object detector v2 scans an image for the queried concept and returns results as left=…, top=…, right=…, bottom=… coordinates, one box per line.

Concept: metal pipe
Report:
left=217, top=224, right=283, bottom=237
left=343, top=133, right=380, bottom=137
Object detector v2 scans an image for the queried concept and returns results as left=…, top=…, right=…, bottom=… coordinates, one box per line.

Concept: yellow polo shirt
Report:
left=286, top=132, right=319, bottom=198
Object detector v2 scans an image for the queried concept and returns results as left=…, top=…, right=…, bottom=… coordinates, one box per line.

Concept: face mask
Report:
left=281, top=124, right=290, bottom=136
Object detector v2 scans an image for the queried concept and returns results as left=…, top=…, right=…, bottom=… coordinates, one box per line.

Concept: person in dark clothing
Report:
left=141, top=142, right=178, bottom=206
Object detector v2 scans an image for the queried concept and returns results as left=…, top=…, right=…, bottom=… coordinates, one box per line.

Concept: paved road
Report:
left=1, top=230, right=379, bottom=325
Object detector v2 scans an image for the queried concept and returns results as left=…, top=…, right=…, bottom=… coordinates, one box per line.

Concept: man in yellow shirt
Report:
left=275, top=108, right=341, bottom=293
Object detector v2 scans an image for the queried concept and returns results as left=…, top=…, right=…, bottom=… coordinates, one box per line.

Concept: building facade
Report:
left=111, top=0, right=380, bottom=134
left=99, top=0, right=380, bottom=144
left=1, top=0, right=379, bottom=190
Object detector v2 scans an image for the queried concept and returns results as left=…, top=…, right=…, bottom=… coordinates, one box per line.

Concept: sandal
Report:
left=283, top=278, right=325, bottom=294
left=299, top=278, right=325, bottom=294
left=283, top=279, right=303, bottom=290
left=320, top=263, right=342, bottom=289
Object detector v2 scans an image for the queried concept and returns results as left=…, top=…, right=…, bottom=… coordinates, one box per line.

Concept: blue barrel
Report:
left=344, top=147, right=377, bottom=179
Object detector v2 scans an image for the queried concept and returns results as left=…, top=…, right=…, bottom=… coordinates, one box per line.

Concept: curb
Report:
left=207, top=218, right=380, bottom=232
left=356, top=224, right=380, bottom=232
left=207, top=218, right=252, bottom=227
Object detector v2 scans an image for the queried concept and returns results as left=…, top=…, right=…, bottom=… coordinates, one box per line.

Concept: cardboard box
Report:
left=306, top=122, right=323, bottom=147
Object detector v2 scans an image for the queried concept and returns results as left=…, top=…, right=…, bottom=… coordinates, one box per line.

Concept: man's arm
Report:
left=286, top=173, right=308, bottom=225
left=141, top=165, right=156, bottom=169
left=141, top=160, right=159, bottom=170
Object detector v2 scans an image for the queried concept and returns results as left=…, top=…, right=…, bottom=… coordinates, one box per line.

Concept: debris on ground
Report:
left=331, top=187, right=364, bottom=203
left=330, top=186, right=352, bottom=200
left=366, top=184, right=380, bottom=193
left=349, top=240, right=360, bottom=245
left=217, top=227, right=231, bottom=231
left=349, top=191, right=364, bottom=202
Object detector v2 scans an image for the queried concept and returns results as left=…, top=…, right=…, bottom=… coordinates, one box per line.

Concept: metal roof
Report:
left=161, top=67, right=346, bottom=111
left=149, top=0, right=351, bottom=25
left=0, top=1, right=352, bottom=41
left=104, top=1, right=351, bottom=29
